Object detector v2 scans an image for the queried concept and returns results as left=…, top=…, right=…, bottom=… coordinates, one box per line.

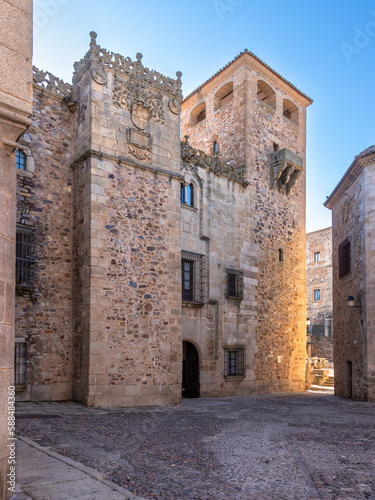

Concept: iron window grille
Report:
left=15, top=342, right=27, bottom=386
left=314, top=289, right=321, bottom=301
left=226, top=269, right=243, bottom=299
left=16, top=149, right=26, bottom=170
left=16, top=225, right=34, bottom=291
left=224, top=348, right=245, bottom=377
left=314, top=251, right=321, bottom=263
left=338, top=238, right=351, bottom=279
left=181, top=251, right=205, bottom=304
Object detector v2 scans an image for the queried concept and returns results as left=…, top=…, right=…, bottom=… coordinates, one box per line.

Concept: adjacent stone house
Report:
left=15, top=34, right=312, bottom=406
left=325, top=146, right=375, bottom=401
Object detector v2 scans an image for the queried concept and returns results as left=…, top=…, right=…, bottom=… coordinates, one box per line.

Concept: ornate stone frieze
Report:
left=181, top=136, right=246, bottom=184
left=33, top=66, right=72, bottom=99
left=269, top=148, right=303, bottom=196
left=113, top=77, right=164, bottom=125
left=74, top=32, right=182, bottom=98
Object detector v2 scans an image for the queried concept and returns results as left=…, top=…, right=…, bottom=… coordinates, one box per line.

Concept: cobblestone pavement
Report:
left=16, top=393, right=375, bottom=499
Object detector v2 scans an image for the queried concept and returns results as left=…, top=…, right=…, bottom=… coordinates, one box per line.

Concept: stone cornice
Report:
left=70, top=149, right=183, bottom=181
left=325, top=153, right=375, bottom=209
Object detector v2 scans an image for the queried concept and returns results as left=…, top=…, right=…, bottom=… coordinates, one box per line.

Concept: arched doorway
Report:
left=182, top=341, right=200, bottom=398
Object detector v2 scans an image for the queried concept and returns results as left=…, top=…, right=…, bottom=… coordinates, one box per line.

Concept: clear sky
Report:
left=33, top=0, right=375, bottom=233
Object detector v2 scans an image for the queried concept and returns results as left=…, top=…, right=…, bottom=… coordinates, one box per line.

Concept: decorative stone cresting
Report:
left=74, top=32, right=182, bottom=98
left=181, top=136, right=246, bottom=184
left=33, top=66, right=73, bottom=99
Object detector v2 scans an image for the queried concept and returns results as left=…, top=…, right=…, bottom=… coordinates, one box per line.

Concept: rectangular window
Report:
left=16, top=150, right=26, bottom=170
left=226, top=270, right=243, bottom=299
left=181, top=251, right=204, bottom=303
left=16, top=225, right=34, bottom=290
left=338, top=238, right=351, bottom=279
left=314, top=289, right=321, bottom=301
left=314, top=251, right=321, bottom=263
left=224, top=348, right=245, bottom=377
left=15, top=341, right=27, bottom=386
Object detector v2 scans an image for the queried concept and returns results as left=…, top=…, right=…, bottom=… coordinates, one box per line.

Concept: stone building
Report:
left=325, top=146, right=375, bottom=401
left=14, top=34, right=312, bottom=407
left=0, top=1, right=33, bottom=496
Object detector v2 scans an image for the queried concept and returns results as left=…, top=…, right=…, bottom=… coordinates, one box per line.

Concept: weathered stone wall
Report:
left=306, top=227, right=333, bottom=337
left=15, top=88, right=74, bottom=402
left=0, top=1, right=33, bottom=497
left=310, top=336, right=334, bottom=361
left=329, top=169, right=366, bottom=400
left=71, top=35, right=183, bottom=407
left=181, top=53, right=310, bottom=395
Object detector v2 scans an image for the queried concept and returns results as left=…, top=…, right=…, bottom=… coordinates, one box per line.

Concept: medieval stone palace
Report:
left=14, top=32, right=312, bottom=407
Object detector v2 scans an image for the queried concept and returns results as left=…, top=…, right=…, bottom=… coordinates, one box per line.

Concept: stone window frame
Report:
left=282, top=99, right=299, bottom=126
left=214, top=81, right=234, bottom=111
left=313, top=289, right=321, bottom=301
left=15, top=338, right=27, bottom=390
left=190, top=101, right=206, bottom=126
left=223, top=346, right=245, bottom=378
left=180, top=182, right=194, bottom=207
left=181, top=250, right=206, bottom=306
left=15, top=145, right=35, bottom=177
left=338, top=233, right=354, bottom=285
left=16, top=224, right=35, bottom=295
left=314, top=251, right=321, bottom=263
left=257, top=80, right=276, bottom=110
left=180, top=174, right=199, bottom=213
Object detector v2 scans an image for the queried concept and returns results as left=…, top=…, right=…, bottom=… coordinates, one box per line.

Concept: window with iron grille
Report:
left=314, top=289, right=321, bottom=301
left=338, top=238, right=351, bottom=279
left=16, top=149, right=26, bottom=170
left=224, top=348, right=245, bottom=377
left=314, top=251, right=321, bottom=263
left=226, top=269, right=243, bottom=299
left=16, top=225, right=34, bottom=291
left=181, top=251, right=205, bottom=304
left=15, top=342, right=27, bottom=386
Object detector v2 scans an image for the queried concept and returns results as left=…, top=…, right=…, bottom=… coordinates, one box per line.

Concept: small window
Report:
left=273, top=142, right=279, bottom=153
left=283, top=99, right=298, bottom=125
left=257, top=81, right=276, bottom=109
left=213, top=141, right=218, bottom=154
left=16, top=225, right=34, bottom=290
left=338, top=238, right=351, bottom=279
left=181, top=183, right=194, bottom=207
left=278, top=249, right=283, bottom=262
left=15, top=341, right=27, bottom=386
left=226, top=270, right=243, bottom=299
left=181, top=251, right=205, bottom=304
left=314, top=289, right=321, bottom=301
left=314, top=252, right=321, bottom=263
left=224, top=348, right=245, bottom=377
left=16, top=150, right=26, bottom=170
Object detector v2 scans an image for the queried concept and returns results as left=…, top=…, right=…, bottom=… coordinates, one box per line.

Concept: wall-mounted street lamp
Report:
left=347, top=295, right=361, bottom=309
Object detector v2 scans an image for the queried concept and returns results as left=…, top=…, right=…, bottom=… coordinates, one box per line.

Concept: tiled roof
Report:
left=324, top=145, right=375, bottom=207
left=182, top=49, right=313, bottom=103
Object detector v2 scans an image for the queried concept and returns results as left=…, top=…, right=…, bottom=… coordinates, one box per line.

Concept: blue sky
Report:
left=33, top=0, right=375, bottom=233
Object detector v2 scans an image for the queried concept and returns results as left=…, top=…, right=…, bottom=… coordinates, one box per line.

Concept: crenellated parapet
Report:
left=73, top=32, right=182, bottom=99
left=181, top=136, right=247, bottom=184
left=33, top=66, right=73, bottom=99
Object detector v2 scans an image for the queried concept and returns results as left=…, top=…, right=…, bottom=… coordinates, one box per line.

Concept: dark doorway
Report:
left=182, top=341, right=200, bottom=398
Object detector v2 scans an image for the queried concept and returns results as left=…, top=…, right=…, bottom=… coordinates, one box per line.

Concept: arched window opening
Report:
left=214, top=82, right=233, bottom=111
left=181, top=183, right=194, bottom=207
left=283, top=99, right=298, bottom=125
left=190, top=102, right=206, bottom=125
left=257, top=81, right=276, bottom=109
left=213, top=141, right=218, bottom=154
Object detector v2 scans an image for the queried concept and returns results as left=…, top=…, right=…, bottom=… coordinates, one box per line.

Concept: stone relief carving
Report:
left=168, top=98, right=181, bottom=115
left=126, top=128, right=152, bottom=164
left=92, top=66, right=107, bottom=85
left=181, top=136, right=246, bottom=184
left=74, top=32, right=182, bottom=98
left=33, top=66, right=72, bottom=99
left=113, top=77, right=164, bottom=125
left=270, top=148, right=303, bottom=196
